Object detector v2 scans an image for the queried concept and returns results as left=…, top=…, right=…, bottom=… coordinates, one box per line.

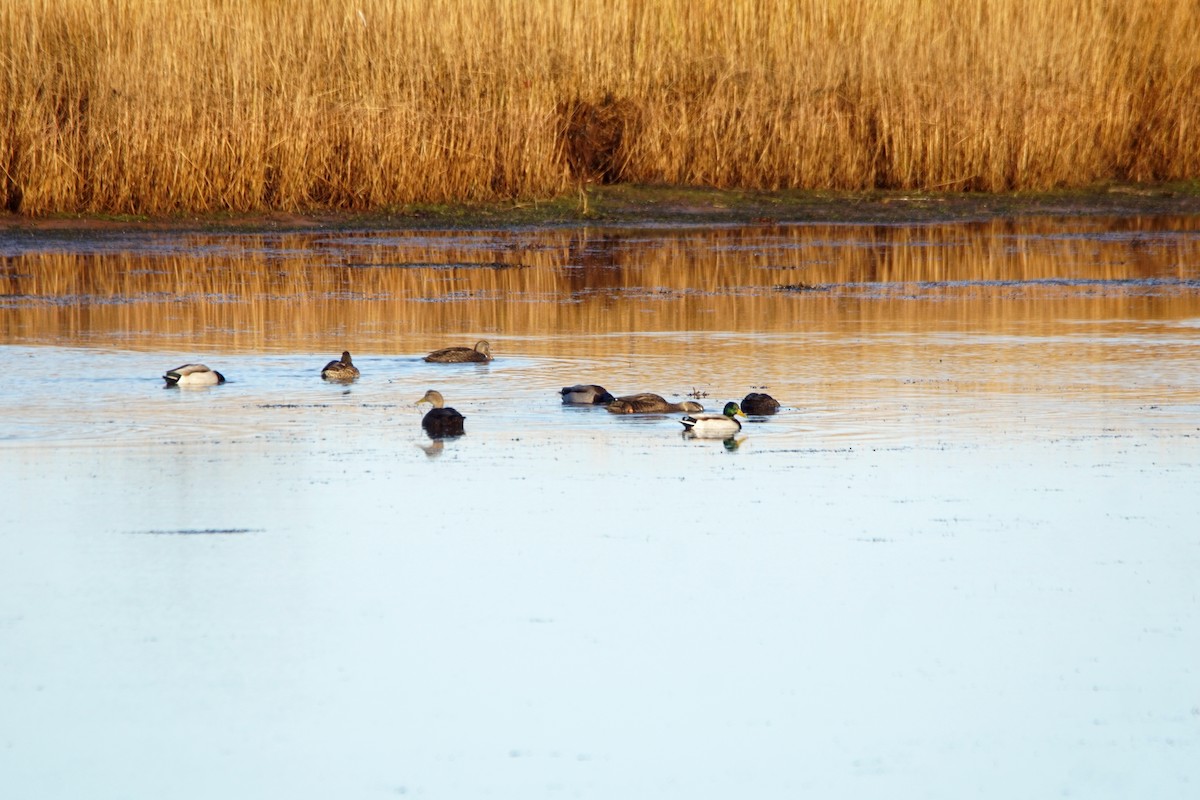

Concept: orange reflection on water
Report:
left=2, top=217, right=1198, bottom=361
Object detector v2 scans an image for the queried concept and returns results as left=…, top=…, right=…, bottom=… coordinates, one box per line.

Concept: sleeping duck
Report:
left=163, top=363, right=225, bottom=387
left=424, top=340, right=492, bottom=363
left=321, top=351, right=360, bottom=381
left=416, top=389, right=466, bottom=437
left=741, top=392, right=780, bottom=415
left=560, top=384, right=615, bottom=405
left=680, top=401, right=746, bottom=437
left=606, top=393, right=704, bottom=414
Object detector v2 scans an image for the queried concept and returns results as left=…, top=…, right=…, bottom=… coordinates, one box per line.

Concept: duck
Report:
left=680, top=401, right=746, bottom=437
left=560, top=384, right=615, bottom=405
left=424, top=340, right=492, bottom=363
left=163, top=363, right=225, bottom=387
left=320, top=351, right=360, bottom=381
left=741, top=392, right=780, bottom=415
left=606, top=393, right=704, bottom=414
left=416, top=389, right=465, bottom=437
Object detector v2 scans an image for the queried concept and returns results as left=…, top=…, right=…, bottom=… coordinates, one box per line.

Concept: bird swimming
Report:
left=741, top=392, right=780, bottom=415
left=163, top=364, right=225, bottom=387
left=680, top=401, right=746, bottom=437
left=560, top=384, right=615, bottom=405
left=416, top=389, right=466, bottom=437
left=321, top=351, right=360, bottom=381
left=424, top=340, right=492, bottom=363
left=606, top=393, right=704, bottom=414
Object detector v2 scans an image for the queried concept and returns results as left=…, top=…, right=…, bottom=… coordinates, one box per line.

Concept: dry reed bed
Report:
left=4, top=0, right=1200, bottom=215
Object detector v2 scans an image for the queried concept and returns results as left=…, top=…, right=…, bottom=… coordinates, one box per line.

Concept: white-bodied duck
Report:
left=680, top=401, right=746, bottom=437
left=163, top=363, right=225, bottom=387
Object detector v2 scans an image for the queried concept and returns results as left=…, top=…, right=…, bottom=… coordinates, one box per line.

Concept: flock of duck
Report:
left=163, top=339, right=780, bottom=441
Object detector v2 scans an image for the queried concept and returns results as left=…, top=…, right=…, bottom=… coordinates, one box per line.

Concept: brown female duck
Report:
left=606, top=393, right=704, bottom=414
left=424, top=340, right=492, bottom=363
left=320, top=351, right=360, bottom=381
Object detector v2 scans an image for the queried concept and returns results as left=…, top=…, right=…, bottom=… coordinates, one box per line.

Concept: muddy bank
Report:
left=2, top=183, right=1199, bottom=236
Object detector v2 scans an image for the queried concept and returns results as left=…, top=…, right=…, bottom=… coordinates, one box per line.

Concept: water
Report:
left=1, top=218, right=1199, bottom=798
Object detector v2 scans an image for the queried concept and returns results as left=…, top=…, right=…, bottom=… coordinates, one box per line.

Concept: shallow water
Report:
left=2, top=218, right=1199, bottom=799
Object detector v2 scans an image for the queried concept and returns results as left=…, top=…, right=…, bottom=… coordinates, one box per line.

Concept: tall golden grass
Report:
left=3, top=0, right=1199, bottom=215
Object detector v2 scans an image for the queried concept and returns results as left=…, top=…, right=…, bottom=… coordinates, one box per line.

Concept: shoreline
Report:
left=2, top=183, right=1199, bottom=235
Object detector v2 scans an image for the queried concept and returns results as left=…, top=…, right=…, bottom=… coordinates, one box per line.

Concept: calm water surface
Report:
left=2, top=218, right=1199, bottom=799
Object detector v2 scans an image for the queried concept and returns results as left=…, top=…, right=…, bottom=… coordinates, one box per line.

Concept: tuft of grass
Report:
left=3, top=0, right=1200, bottom=215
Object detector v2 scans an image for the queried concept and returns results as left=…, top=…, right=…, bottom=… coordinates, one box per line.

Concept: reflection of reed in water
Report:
left=3, top=219, right=1199, bottom=354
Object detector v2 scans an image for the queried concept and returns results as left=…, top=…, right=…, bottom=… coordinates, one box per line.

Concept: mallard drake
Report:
left=321, top=351, right=360, bottom=381
left=416, top=389, right=465, bottom=437
left=680, top=401, right=746, bottom=437
left=560, top=384, right=615, bottom=405
left=606, top=393, right=704, bottom=414
left=163, top=363, right=225, bottom=387
left=741, top=392, right=780, bottom=415
left=424, top=340, right=492, bottom=363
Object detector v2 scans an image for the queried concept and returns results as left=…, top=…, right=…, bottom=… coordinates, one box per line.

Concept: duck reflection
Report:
left=417, top=439, right=446, bottom=458
left=680, top=431, right=747, bottom=451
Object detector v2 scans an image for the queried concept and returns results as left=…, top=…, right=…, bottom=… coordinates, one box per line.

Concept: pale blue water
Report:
left=1, top=220, right=1199, bottom=799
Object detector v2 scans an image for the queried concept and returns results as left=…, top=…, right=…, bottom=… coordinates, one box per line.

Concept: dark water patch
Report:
left=129, top=528, right=262, bottom=535
left=413, top=291, right=503, bottom=302
left=777, top=283, right=833, bottom=292
left=778, top=277, right=1200, bottom=296
left=254, top=403, right=335, bottom=409
left=342, top=260, right=529, bottom=270
left=1028, top=230, right=1200, bottom=244
left=914, top=277, right=1200, bottom=290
